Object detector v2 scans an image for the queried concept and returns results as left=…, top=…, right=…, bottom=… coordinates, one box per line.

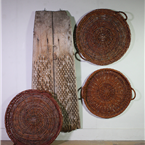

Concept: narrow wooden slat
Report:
left=53, top=11, right=80, bottom=132
left=32, top=11, right=54, bottom=92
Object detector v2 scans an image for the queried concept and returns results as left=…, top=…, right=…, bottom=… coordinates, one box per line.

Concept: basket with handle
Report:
left=79, top=68, right=136, bottom=118
left=75, top=9, right=131, bottom=65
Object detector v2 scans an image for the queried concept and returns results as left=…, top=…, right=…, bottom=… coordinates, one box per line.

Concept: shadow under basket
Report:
left=80, top=68, right=136, bottom=118
left=5, top=89, right=63, bottom=145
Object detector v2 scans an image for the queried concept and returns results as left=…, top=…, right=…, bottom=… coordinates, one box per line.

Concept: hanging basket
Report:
left=75, top=9, right=131, bottom=65
left=80, top=68, right=136, bottom=118
left=5, top=89, right=62, bottom=145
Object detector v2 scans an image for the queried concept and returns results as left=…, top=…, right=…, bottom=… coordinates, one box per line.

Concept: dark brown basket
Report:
left=81, top=68, right=136, bottom=118
left=75, top=9, right=131, bottom=65
left=5, top=89, right=62, bottom=145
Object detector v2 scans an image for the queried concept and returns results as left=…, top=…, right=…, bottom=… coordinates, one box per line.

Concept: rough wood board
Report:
left=32, top=11, right=54, bottom=92
left=32, top=11, right=80, bottom=132
left=53, top=11, right=80, bottom=132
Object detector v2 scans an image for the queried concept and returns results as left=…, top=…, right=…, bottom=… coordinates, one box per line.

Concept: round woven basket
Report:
left=81, top=68, right=136, bottom=118
left=5, top=89, right=62, bottom=145
left=75, top=9, right=131, bottom=65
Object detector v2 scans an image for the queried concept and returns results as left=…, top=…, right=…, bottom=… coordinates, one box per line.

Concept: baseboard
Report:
left=57, top=128, right=145, bottom=140
left=1, top=128, right=145, bottom=140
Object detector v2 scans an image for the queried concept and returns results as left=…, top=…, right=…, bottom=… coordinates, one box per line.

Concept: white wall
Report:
left=1, top=0, right=145, bottom=141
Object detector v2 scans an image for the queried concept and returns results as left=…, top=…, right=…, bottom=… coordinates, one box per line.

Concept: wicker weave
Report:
left=75, top=9, right=131, bottom=65
left=5, top=89, right=62, bottom=145
left=81, top=68, right=136, bottom=118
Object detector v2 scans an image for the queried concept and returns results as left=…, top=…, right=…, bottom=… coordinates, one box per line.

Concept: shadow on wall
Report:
left=25, top=11, right=35, bottom=89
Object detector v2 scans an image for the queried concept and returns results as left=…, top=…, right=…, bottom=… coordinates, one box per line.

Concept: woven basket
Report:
left=80, top=68, right=136, bottom=118
left=5, top=89, right=62, bottom=145
left=75, top=9, right=131, bottom=65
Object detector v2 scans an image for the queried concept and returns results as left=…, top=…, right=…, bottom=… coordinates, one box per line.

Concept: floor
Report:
left=1, top=141, right=145, bottom=145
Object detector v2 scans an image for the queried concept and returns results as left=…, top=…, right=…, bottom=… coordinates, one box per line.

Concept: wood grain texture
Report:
left=32, top=11, right=80, bottom=132
left=53, top=11, right=80, bottom=132
left=32, top=11, right=54, bottom=92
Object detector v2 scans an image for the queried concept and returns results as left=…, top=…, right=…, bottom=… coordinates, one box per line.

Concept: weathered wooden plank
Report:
left=32, top=11, right=54, bottom=92
left=32, top=11, right=80, bottom=132
left=53, top=11, right=80, bottom=132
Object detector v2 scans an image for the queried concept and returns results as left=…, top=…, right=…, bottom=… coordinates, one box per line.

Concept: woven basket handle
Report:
left=78, top=87, right=83, bottom=102
left=75, top=51, right=87, bottom=61
left=131, top=88, right=136, bottom=100
left=116, top=11, right=128, bottom=21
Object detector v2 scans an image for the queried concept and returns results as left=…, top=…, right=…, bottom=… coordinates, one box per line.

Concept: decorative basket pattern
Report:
left=75, top=9, right=131, bottom=65
left=5, top=89, right=62, bottom=145
left=81, top=68, right=136, bottom=118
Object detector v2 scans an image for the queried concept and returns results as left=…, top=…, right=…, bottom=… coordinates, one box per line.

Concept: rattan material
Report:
left=75, top=9, right=131, bottom=65
left=5, top=89, right=62, bottom=145
left=81, top=68, right=136, bottom=118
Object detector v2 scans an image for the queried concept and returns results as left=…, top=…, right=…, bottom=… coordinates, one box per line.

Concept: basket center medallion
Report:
left=99, top=83, right=115, bottom=101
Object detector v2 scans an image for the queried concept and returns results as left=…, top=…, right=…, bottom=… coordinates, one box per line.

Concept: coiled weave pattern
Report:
left=81, top=69, right=136, bottom=118
left=76, top=9, right=131, bottom=65
left=5, top=89, right=62, bottom=145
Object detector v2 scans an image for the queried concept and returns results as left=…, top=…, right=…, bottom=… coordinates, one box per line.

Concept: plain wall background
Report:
left=1, top=0, right=145, bottom=141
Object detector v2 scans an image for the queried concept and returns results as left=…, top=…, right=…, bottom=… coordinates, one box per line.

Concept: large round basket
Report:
left=81, top=68, right=136, bottom=118
left=5, top=89, right=62, bottom=145
left=75, top=9, right=131, bottom=65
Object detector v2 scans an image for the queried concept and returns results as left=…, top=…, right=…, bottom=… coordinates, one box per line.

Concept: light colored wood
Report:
left=32, top=11, right=80, bottom=132
left=53, top=11, right=73, bottom=57
left=32, top=11, right=54, bottom=92
left=1, top=140, right=145, bottom=145
left=53, top=11, right=80, bottom=132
